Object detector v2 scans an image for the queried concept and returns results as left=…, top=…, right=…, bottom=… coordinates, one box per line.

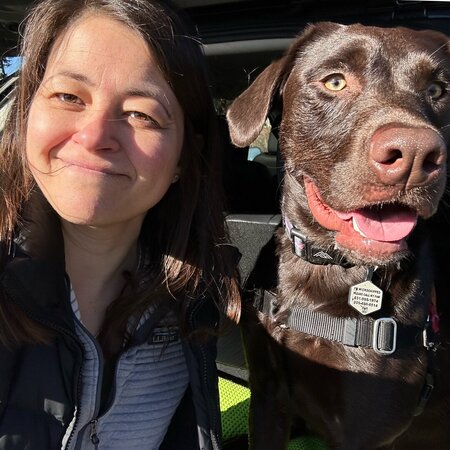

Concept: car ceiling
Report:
left=0, top=0, right=449, bottom=99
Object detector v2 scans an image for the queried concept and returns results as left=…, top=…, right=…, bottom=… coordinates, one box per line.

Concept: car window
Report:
left=0, top=74, right=17, bottom=131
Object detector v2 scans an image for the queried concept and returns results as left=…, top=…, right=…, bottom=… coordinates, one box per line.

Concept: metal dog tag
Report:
left=348, top=267, right=383, bottom=315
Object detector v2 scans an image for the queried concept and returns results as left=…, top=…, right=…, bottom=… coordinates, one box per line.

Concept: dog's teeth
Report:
left=352, top=217, right=367, bottom=238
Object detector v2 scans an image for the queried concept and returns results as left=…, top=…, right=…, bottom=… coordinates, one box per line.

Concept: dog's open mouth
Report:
left=304, top=178, right=418, bottom=256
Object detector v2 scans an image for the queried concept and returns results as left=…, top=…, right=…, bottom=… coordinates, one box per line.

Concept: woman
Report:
left=0, top=0, right=240, bottom=449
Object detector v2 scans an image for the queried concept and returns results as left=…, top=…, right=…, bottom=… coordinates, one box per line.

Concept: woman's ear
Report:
left=172, top=172, right=180, bottom=183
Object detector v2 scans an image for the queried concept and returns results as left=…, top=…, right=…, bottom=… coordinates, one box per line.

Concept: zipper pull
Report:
left=90, top=419, right=100, bottom=449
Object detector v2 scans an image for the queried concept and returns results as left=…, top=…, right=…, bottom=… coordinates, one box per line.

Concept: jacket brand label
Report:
left=150, top=328, right=180, bottom=345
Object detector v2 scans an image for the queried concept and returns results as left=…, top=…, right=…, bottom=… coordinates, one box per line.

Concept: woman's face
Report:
left=26, top=13, right=184, bottom=228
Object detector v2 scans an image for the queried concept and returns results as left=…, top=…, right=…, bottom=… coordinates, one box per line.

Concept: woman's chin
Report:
left=48, top=199, right=116, bottom=227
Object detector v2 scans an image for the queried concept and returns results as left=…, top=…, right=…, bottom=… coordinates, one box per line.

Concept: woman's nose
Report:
left=72, top=114, right=120, bottom=152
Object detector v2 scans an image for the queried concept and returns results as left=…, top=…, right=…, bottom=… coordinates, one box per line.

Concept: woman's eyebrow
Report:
left=125, top=87, right=172, bottom=119
left=47, top=70, right=95, bottom=86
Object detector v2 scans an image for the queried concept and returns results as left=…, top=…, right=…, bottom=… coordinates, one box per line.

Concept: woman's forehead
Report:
left=46, top=15, right=177, bottom=101
left=47, top=13, right=152, bottom=72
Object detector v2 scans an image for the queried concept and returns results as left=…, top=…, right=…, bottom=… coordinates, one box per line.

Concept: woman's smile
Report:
left=54, top=156, right=129, bottom=178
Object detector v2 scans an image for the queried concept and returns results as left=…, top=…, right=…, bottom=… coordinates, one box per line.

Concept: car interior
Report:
left=1, top=1, right=449, bottom=448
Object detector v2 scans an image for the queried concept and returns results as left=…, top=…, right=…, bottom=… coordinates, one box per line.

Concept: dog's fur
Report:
left=227, top=23, right=450, bottom=449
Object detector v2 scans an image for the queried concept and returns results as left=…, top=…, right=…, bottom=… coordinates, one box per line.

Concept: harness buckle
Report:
left=289, top=226, right=308, bottom=259
left=373, top=317, right=397, bottom=355
left=422, top=314, right=441, bottom=351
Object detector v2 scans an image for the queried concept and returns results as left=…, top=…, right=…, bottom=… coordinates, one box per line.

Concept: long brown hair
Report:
left=0, top=0, right=240, bottom=349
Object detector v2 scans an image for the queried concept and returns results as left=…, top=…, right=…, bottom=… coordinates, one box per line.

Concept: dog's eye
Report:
left=427, top=82, right=446, bottom=100
left=323, top=74, right=347, bottom=91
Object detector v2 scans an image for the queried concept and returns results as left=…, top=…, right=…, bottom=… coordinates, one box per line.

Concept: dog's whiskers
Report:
left=429, top=39, right=450, bottom=59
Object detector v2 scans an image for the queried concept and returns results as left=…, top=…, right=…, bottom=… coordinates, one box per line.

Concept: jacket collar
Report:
left=1, top=188, right=74, bottom=331
left=14, top=188, right=65, bottom=264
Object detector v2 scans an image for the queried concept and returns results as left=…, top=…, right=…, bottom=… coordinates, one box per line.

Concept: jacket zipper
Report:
left=65, top=358, right=84, bottom=450
left=83, top=352, right=121, bottom=449
left=74, top=297, right=142, bottom=448
left=90, top=419, right=100, bottom=449
left=70, top=316, right=105, bottom=450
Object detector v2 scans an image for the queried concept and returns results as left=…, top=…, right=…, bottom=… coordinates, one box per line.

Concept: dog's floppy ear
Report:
left=226, top=23, right=325, bottom=147
left=226, top=57, right=287, bottom=147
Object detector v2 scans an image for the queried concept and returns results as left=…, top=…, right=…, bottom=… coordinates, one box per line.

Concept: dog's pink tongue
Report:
left=338, top=206, right=417, bottom=242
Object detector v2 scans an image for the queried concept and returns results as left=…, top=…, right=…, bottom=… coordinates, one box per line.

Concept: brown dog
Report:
left=227, top=23, right=450, bottom=449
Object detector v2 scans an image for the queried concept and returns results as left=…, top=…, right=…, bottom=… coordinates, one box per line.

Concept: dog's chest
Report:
left=278, top=330, right=427, bottom=443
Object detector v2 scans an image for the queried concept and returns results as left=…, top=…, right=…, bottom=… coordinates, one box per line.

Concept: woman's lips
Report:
left=58, top=158, right=126, bottom=177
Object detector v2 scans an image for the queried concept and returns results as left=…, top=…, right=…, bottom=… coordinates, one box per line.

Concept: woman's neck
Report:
left=62, top=218, right=143, bottom=335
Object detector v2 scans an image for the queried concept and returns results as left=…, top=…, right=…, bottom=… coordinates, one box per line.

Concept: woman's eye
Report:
left=55, top=93, right=83, bottom=104
left=427, top=82, right=446, bottom=101
left=323, top=74, right=347, bottom=91
left=127, top=111, right=160, bottom=128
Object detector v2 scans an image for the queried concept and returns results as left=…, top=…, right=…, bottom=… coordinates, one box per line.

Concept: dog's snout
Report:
left=369, top=127, right=447, bottom=187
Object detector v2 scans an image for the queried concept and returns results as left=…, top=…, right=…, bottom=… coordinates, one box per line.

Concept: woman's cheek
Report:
left=133, top=133, right=181, bottom=174
left=26, top=102, right=71, bottom=166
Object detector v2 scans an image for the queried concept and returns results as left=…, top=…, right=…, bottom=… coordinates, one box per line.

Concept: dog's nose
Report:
left=369, top=126, right=446, bottom=187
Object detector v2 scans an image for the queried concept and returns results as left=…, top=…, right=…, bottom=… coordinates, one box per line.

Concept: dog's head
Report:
left=227, top=22, right=450, bottom=265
